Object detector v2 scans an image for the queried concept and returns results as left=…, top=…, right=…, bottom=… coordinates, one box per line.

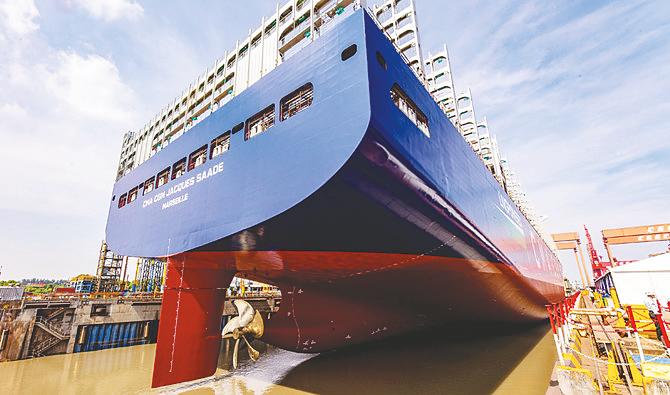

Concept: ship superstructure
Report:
left=106, top=1, right=564, bottom=388
left=115, top=0, right=554, bottom=249
left=424, top=45, right=458, bottom=124
left=116, top=0, right=361, bottom=179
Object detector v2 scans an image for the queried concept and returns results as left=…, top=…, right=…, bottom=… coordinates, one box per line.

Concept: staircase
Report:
left=34, top=317, right=69, bottom=340
left=32, top=337, right=63, bottom=357
left=44, top=307, right=68, bottom=321
left=30, top=316, right=70, bottom=357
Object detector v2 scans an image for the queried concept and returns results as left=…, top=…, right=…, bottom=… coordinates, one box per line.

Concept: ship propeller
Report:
left=222, top=299, right=265, bottom=369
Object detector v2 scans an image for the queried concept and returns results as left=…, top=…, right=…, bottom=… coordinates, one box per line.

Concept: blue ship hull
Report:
left=105, top=10, right=563, bottom=387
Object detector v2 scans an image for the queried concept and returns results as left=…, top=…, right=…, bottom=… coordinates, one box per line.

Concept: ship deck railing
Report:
left=279, top=17, right=312, bottom=50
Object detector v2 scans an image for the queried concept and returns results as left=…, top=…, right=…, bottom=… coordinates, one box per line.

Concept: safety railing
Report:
left=32, top=336, right=62, bottom=357
left=35, top=317, right=69, bottom=340
left=548, top=289, right=670, bottom=392
left=279, top=18, right=312, bottom=48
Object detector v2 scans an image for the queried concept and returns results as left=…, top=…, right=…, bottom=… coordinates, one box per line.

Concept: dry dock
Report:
left=0, top=294, right=280, bottom=362
left=0, top=323, right=556, bottom=394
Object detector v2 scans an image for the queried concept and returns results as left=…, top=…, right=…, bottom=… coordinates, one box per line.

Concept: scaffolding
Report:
left=134, top=258, right=165, bottom=293
left=95, top=241, right=126, bottom=292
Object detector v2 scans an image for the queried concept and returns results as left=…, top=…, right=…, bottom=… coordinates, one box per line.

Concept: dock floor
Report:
left=0, top=324, right=559, bottom=394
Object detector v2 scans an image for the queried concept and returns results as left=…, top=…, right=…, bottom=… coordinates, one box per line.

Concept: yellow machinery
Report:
left=626, top=305, right=658, bottom=340
left=561, top=290, right=670, bottom=393
left=610, top=288, right=627, bottom=329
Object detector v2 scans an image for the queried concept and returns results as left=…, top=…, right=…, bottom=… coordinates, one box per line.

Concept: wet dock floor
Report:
left=0, top=323, right=557, bottom=394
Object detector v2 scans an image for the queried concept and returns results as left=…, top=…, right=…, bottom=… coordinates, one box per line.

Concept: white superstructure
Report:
left=422, top=41, right=555, bottom=250
left=372, top=0, right=424, bottom=77
left=424, top=45, right=458, bottom=126
left=116, top=0, right=362, bottom=180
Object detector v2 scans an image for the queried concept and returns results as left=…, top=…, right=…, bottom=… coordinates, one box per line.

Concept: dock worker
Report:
left=644, top=292, right=663, bottom=341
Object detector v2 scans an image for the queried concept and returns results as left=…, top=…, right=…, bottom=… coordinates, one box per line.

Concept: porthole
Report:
left=231, top=122, right=244, bottom=134
left=341, top=44, right=357, bottom=61
left=376, top=51, right=387, bottom=70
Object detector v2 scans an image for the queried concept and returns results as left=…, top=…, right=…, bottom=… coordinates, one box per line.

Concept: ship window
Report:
left=390, top=84, right=430, bottom=137
left=403, top=45, right=418, bottom=59
left=210, top=131, right=231, bottom=159
left=435, top=86, right=452, bottom=99
left=143, top=177, right=155, bottom=195
left=188, top=145, right=208, bottom=171
left=251, top=34, right=261, bottom=48
left=376, top=7, right=391, bottom=23
left=279, top=8, right=292, bottom=23
left=245, top=105, right=275, bottom=140
left=171, top=158, right=186, bottom=180
left=281, top=83, right=313, bottom=121
left=156, top=167, right=170, bottom=188
left=396, top=0, right=411, bottom=12
left=118, top=193, right=127, bottom=208
left=396, top=14, right=414, bottom=30
left=341, top=44, right=357, bottom=61
left=376, top=52, right=387, bottom=70
left=128, top=187, right=138, bottom=203
left=231, top=122, right=244, bottom=134
left=459, top=110, right=473, bottom=121
left=397, top=31, right=415, bottom=47
left=265, top=20, right=277, bottom=35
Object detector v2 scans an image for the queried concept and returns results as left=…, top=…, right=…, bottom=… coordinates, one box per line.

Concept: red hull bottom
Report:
left=152, top=251, right=562, bottom=387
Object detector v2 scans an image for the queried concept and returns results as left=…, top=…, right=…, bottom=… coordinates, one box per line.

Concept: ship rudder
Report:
left=151, top=253, right=234, bottom=388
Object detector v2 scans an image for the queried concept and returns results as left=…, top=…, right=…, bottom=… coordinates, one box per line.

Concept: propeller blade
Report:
left=232, top=338, right=241, bottom=369
left=233, top=300, right=255, bottom=327
left=242, top=335, right=260, bottom=361
left=222, top=300, right=264, bottom=369
left=222, top=316, right=241, bottom=337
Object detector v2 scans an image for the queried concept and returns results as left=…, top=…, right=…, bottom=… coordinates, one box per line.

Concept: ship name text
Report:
left=142, top=161, right=224, bottom=210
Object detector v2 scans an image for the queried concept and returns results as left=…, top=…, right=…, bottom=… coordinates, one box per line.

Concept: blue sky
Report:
left=0, top=0, right=668, bottom=282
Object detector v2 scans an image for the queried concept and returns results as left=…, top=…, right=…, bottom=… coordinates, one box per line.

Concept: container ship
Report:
left=105, top=0, right=564, bottom=387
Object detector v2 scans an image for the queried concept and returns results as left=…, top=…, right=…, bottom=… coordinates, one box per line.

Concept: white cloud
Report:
left=0, top=0, right=39, bottom=36
left=0, top=11, right=141, bottom=279
left=415, top=0, right=670, bottom=281
left=0, top=102, right=27, bottom=118
left=45, top=52, right=138, bottom=121
left=0, top=50, right=139, bottom=216
left=70, top=0, right=143, bottom=22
